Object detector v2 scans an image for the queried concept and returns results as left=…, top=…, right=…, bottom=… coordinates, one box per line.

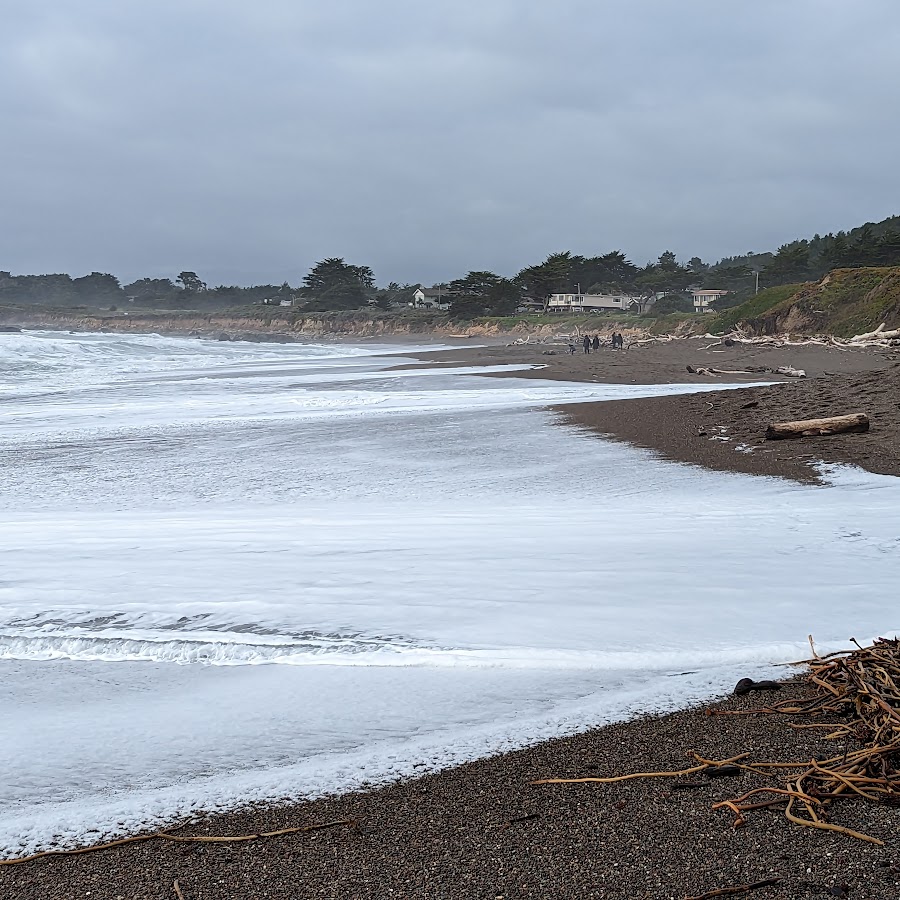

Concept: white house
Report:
left=691, top=289, right=729, bottom=313
left=547, top=293, right=640, bottom=313
left=412, top=287, right=450, bottom=310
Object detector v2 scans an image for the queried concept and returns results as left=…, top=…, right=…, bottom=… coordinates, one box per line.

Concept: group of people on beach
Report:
left=569, top=333, right=625, bottom=354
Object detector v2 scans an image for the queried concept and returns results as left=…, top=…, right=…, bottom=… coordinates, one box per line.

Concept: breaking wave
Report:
left=0, top=329, right=450, bottom=400
left=0, top=620, right=830, bottom=670
left=0, top=629, right=424, bottom=666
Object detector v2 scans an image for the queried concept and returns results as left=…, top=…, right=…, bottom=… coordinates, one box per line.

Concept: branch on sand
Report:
left=685, top=364, right=806, bottom=378
left=684, top=877, right=782, bottom=899
left=849, top=322, right=900, bottom=342
left=765, top=413, right=869, bottom=440
left=0, top=819, right=357, bottom=867
left=533, top=637, right=900, bottom=846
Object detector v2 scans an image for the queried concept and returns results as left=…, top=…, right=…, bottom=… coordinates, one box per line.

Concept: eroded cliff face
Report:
left=0, top=309, right=633, bottom=341
left=746, top=268, right=900, bottom=337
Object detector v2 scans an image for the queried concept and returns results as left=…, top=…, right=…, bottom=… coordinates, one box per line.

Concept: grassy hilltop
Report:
left=710, top=267, right=900, bottom=337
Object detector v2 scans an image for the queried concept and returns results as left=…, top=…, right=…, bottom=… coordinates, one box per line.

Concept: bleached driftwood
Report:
left=608, top=327, right=898, bottom=351
left=765, top=413, right=869, bottom=440
left=687, top=365, right=751, bottom=376
left=850, top=323, right=886, bottom=342
left=630, top=335, right=677, bottom=346
left=686, top=364, right=806, bottom=378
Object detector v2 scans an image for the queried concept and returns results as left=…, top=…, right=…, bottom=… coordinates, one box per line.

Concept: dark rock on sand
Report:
left=751, top=679, right=783, bottom=691
left=734, top=677, right=782, bottom=695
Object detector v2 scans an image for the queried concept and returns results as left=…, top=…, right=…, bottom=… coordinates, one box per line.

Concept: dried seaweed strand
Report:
left=0, top=819, right=356, bottom=867
left=535, top=636, right=900, bottom=846
left=684, top=876, right=781, bottom=899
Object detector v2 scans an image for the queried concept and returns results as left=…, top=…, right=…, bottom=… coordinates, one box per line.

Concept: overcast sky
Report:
left=2, top=0, right=898, bottom=286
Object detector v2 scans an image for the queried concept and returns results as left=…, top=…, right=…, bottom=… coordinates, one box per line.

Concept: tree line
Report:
left=3, top=213, right=900, bottom=317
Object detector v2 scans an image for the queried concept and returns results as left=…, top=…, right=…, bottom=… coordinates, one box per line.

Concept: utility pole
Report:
left=754, top=271, right=759, bottom=295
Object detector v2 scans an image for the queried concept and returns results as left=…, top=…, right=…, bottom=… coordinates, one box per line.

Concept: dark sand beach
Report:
left=404, top=337, right=900, bottom=482
left=5, top=336, right=898, bottom=900
left=5, top=683, right=899, bottom=899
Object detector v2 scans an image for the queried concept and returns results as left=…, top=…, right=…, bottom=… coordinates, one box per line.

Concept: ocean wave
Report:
left=0, top=616, right=423, bottom=666
left=0, top=625, right=832, bottom=671
left=0, top=630, right=415, bottom=665
left=0, top=330, right=447, bottom=398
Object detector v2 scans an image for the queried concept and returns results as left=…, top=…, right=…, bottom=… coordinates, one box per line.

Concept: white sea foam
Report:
left=0, top=626, right=853, bottom=670
left=0, top=330, right=896, bottom=857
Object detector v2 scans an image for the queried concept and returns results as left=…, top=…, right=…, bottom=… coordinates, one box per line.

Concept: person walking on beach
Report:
left=582, top=335, right=591, bottom=354
left=592, top=335, right=600, bottom=351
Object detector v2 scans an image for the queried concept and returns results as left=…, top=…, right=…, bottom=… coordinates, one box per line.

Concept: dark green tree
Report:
left=821, top=233, right=850, bottom=269
left=571, top=251, right=639, bottom=294
left=849, top=224, right=878, bottom=266
left=652, top=293, right=694, bottom=314
left=635, top=251, right=693, bottom=295
left=124, top=278, right=178, bottom=305
left=875, top=230, right=900, bottom=266
left=72, top=272, right=122, bottom=303
left=486, top=278, right=522, bottom=315
left=372, top=281, right=416, bottom=310
left=2, top=274, right=76, bottom=305
left=176, top=271, right=207, bottom=293
left=309, top=282, right=367, bottom=310
left=701, top=264, right=753, bottom=293
left=446, top=272, right=521, bottom=317
left=516, top=252, right=572, bottom=310
left=447, top=271, right=500, bottom=317
left=301, top=258, right=375, bottom=310
left=688, top=256, right=708, bottom=275
left=303, top=258, right=374, bottom=293
left=763, top=243, right=810, bottom=284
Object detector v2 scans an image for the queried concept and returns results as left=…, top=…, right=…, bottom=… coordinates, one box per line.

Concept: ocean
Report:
left=1, top=329, right=897, bottom=858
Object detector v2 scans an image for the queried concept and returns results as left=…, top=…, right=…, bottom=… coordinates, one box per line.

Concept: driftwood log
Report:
left=771, top=365, right=806, bottom=378
left=849, top=322, right=900, bottom=342
left=686, top=365, right=806, bottom=378
left=629, top=329, right=898, bottom=351
left=765, top=413, right=869, bottom=440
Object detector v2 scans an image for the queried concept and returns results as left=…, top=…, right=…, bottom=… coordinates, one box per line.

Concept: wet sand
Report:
left=5, top=682, right=898, bottom=899
left=403, top=338, right=900, bottom=482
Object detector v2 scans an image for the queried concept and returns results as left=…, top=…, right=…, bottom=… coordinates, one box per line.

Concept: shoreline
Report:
left=4, top=330, right=899, bottom=897
left=6, top=679, right=897, bottom=899
left=398, top=339, right=900, bottom=482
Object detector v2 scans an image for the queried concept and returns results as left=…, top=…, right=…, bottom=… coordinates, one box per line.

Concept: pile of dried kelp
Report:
left=534, top=636, right=900, bottom=846
left=710, top=636, right=900, bottom=844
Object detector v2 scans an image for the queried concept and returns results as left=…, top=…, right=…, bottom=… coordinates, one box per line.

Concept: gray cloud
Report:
left=2, top=0, right=899, bottom=285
